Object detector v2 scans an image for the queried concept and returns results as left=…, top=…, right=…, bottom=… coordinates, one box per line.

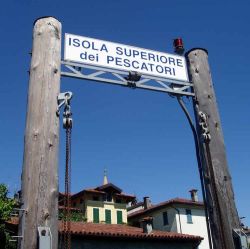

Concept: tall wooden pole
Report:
left=187, top=48, right=240, bottom=249
left=18, top=17, right=61, bottom=249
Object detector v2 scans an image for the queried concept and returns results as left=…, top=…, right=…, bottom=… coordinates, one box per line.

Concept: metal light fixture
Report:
left=125, top=71, right=141, bottom=82
left=173, top=38, right=184, bottom=55
left=125, top=71, right=141, bottom=88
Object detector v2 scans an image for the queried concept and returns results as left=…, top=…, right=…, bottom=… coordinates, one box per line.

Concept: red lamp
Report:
left=173, top=38, right=184, bottom=55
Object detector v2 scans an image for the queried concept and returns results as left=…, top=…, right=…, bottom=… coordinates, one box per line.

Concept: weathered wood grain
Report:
left=187, top=49, right=240, bottom=249
left=18, top=17, right=61, bottom=249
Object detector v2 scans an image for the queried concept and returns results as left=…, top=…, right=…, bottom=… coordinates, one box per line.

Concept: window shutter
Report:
left=117, top=210, right=123, bottom=224
left=186, top=209, right=193, bottom=223
left=163, top=211, right=169, bottom=225
left=105, top=209, right=111, bottom=224
left=93, top=208, right=99, bottom=223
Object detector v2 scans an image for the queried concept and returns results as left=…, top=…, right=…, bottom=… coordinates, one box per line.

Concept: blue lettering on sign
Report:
left=176, top=59, right=183, bottom=67
left=115, top=57, right=122, bottom=66
left=107, top=56, right=114, bottom=64
left=80, top=52, right=99, bottom=62
left=68, top=38, right=80, bottom=47
left=82, top=40, right=91, bottom=49
left=116, top=47, right=123, bottom=55
left=124, top=59, right=130, bottom=67
left=132, top=61, right=139, bottom=69
left=133, top=50, right=140, bottom=58
left=148, top=63, right=154, bottom=71
left=68, top=37, right=108, bottom=52
left=101, top=44, right=108, bottom=53
left=141, top=51, right=147, bottom=60
left=141, top=62, right=148, bottom=71
left=160, top=55, right=167, bottom=64
left=156, top=65, right=164, bottom=73
left=165, top=67, right=173, bottom=75
left=168, top=57, right=176, bottom=66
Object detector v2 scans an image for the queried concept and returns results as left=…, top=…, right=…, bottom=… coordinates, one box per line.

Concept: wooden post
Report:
left=18, top=17, right=61, bottom=249
left=187, top=48, right=240, bottom=249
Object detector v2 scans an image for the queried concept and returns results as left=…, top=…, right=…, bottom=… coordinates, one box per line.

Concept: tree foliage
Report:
left=0, top=184, right=16, bottom=221
left=0, top=184, right=17, bottom=249
left=59, top=210, right=87, bottom=222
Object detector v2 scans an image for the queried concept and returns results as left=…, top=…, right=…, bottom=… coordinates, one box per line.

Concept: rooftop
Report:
left=7, top=218, right=202, bottom=243
left=128, top=198, right=204, bottom=219
left=59, top=222, right=203, bottom=242
left=70, top=182, right=135, bottom=201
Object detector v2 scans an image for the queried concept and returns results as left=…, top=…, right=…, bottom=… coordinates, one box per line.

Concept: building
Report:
left=8, top=175, right=204, bottom=249
left=128, top=190, right=209, bottom=249
left=58, top=221, right=203, bottom=249
left=63, top=174, right=136, bottom=225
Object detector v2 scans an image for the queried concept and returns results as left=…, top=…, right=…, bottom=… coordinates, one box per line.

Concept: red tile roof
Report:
left=71, top=188, right=135, bottom=201
left=115, top=192, right=135, bottom=200
left=128, top=198, right=204, bottom=219
left=59, top=222, right=202, bottom=242
left=6, top=217, right=19, bottom=225
left=7, top=218, right=202, bottom=243
left=95, top=183, right=122, bottom=193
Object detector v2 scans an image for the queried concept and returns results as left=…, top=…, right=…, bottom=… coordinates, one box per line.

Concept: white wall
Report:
left=137, top=206, right=209, bottom=249
left=151, top=208, right=177, bottom=232
left=175, top=207, right=209, bottom=249
left=127, top=205, right=144, bottom=215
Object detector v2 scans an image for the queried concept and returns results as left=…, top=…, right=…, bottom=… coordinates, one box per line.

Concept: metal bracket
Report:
left=57, top=91, right=73, bottom=129
left=56, top=92, right=73, bottom=116
left=233, top=229, right=249, bottom=249
left=38, top=227, right=52, bottom=249
left=198, top=111, right=211, bottom=142
left=61, top=61, right=194, bottom=97
left=125, top=71, right=141, bottom=88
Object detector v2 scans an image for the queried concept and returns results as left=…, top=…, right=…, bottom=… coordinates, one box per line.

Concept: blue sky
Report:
left=0, top=1, right=249, bottom=225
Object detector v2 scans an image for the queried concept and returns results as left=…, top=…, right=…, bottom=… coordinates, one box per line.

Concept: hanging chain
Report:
left=58, top=92, right=73, bottom=249
left=63, top=126, right=72, bottom=249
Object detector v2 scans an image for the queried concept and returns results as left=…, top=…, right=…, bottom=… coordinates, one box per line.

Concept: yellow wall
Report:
left=86, top=200, right=127, bottom=224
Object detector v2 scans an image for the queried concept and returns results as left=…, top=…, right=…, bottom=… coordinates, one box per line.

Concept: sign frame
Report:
left=64, top=33, right=189, bottom=82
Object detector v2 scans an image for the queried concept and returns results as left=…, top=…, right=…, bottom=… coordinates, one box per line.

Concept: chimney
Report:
left=143, top=197, right=151, bottom=210
left=141, top=217, right=153, bottom=234
left=189, top=189, right=198, bottom=202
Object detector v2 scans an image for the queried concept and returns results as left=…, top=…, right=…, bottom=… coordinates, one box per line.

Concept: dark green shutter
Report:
left=163, top=211, right=169, bottom=225
left=105, top=209, right=111, bottom=224
left=93, top=208, right=99, bottom=223
left=117, top=210, right=123, bottom=224
left=186, top=209, right=193, bottom=223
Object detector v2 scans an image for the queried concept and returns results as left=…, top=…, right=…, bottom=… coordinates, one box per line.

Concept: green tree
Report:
left=0, top=184, right=16, bottom=249
left=59, top=210, right=87, bottom=222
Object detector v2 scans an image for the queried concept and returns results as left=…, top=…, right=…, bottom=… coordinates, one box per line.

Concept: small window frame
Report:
left=186, top=209, right=193, bottom=224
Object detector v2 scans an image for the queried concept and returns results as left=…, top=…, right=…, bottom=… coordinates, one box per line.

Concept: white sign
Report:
left=64, top=33, right=189, bottom=82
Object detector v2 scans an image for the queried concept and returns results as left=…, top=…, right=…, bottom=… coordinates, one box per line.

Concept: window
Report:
left=93, top=208, right=99, bottom=223
left=105, top=209, right=111, bottom=224
left=186, top=209, right=193, bottom=223
left=117, top=210, right=123, bottom=224
left=163, top=211, right=169, bottom=225
left=106, top=193, right=112, bottom=202
left=116, top=198, right=122, bottom=203
left=80, top=198, right=83, bottom=204
left=72, top=202, right=76, bottom=207
left=93, top=196, right=99, bottom=201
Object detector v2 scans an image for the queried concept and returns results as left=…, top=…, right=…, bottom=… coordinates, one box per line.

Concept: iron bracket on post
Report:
left=56, top=91, right=73, bottom=129
left=61, top=61, right=195, bottom=97
left=124, top=71, right=141, bottom=88
left=38, top=227, right=52, bottom=249
left=56, top=91, right=73, bottom=116
left=198, top=110, right=211, bottom=142
left=232, top=229, right=249, bottom=249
